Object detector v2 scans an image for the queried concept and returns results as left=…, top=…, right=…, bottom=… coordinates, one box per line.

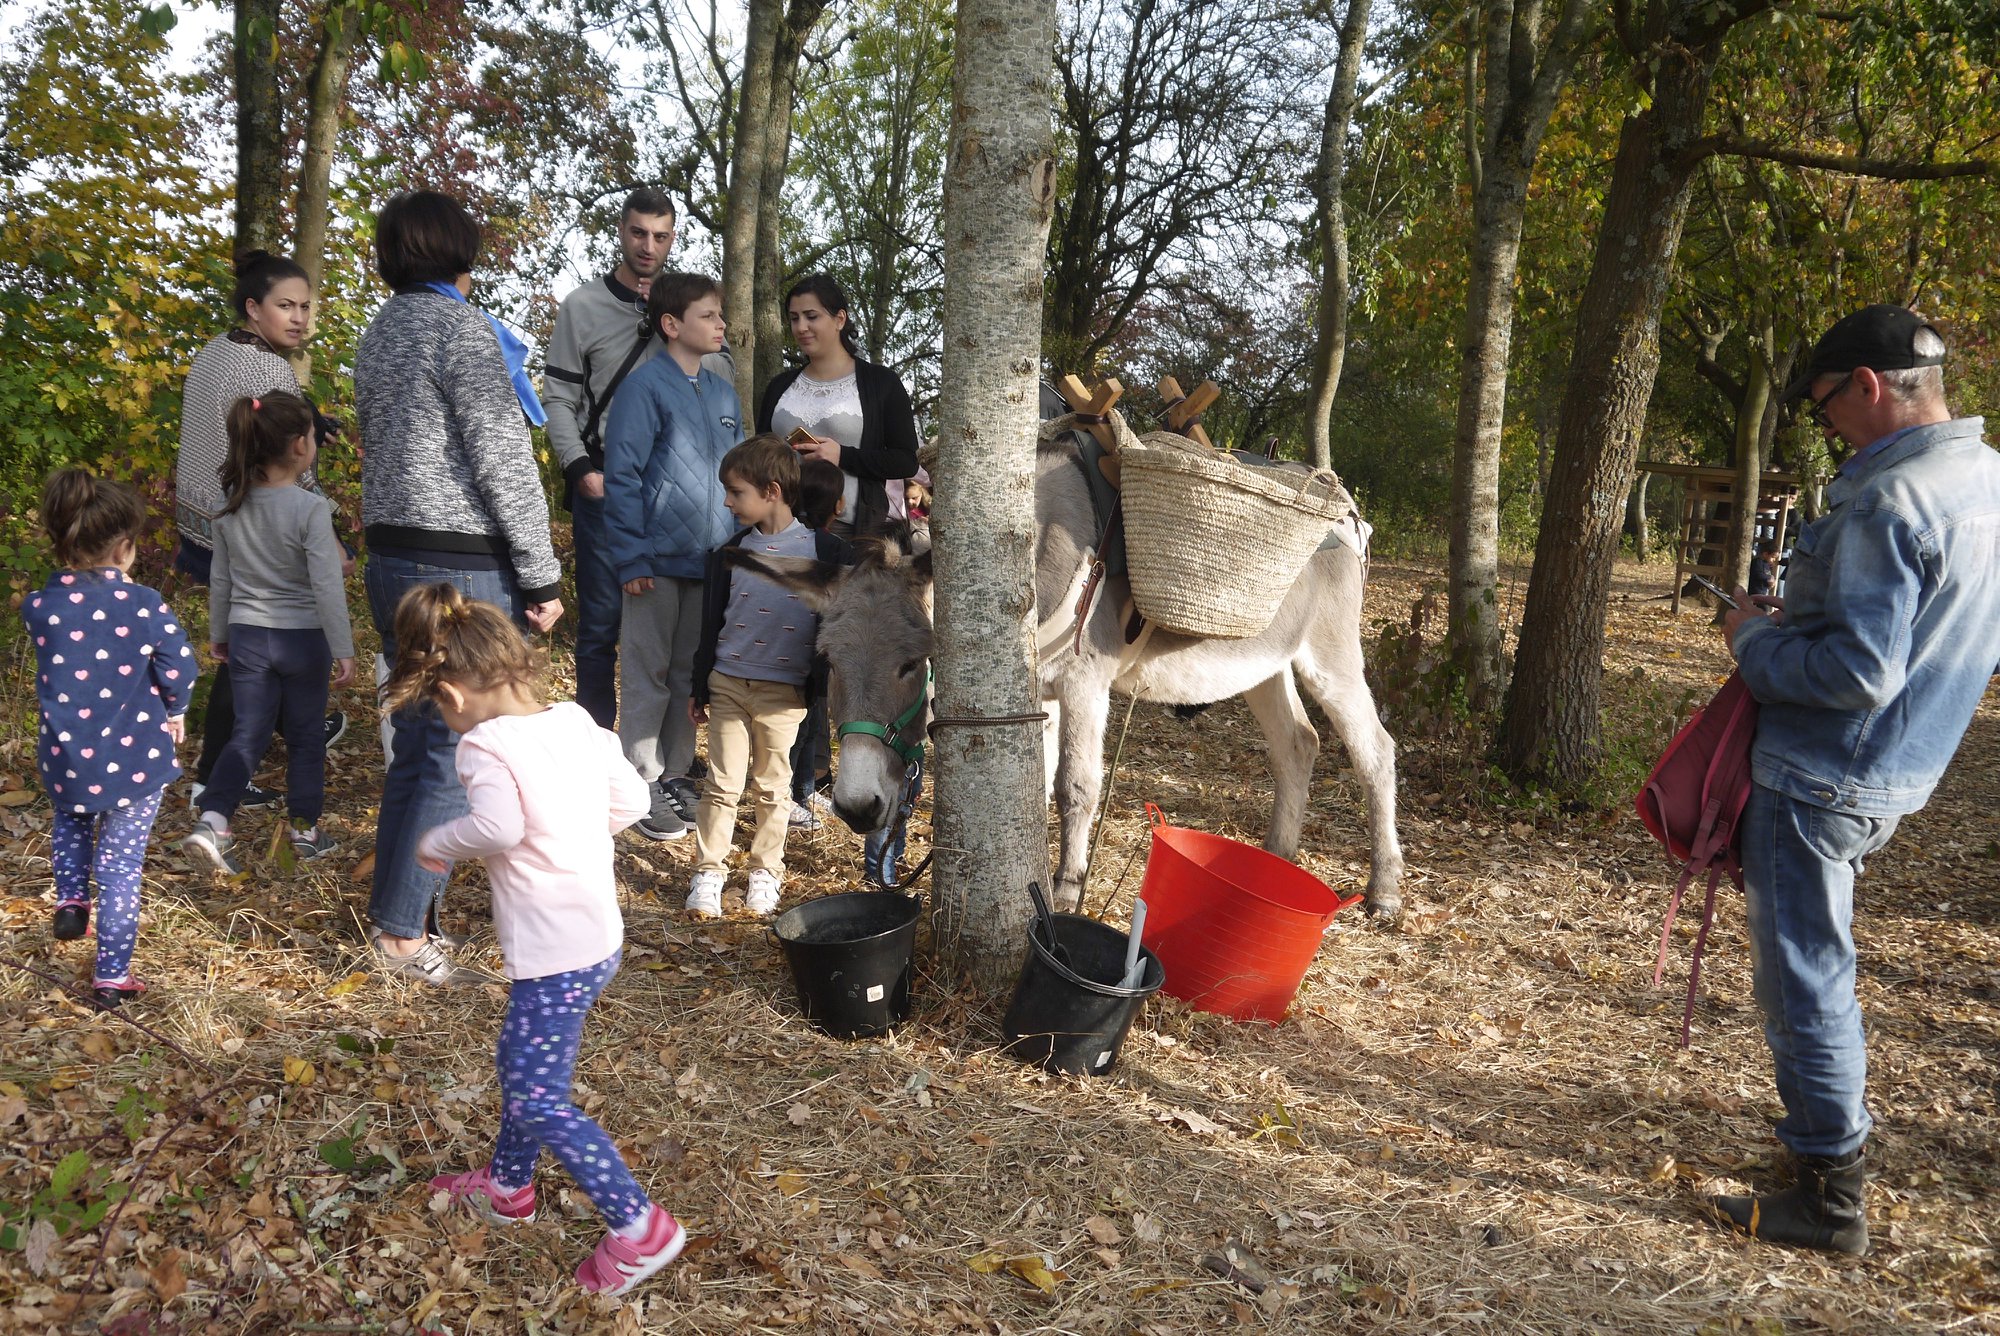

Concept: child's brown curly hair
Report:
left=380, top=583, right=543, bottom=713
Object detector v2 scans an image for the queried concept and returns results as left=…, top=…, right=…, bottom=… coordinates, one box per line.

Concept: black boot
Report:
left=52, top=903, right=90, bottom=941
left=1712, top=1148, right=1868, bottom=1255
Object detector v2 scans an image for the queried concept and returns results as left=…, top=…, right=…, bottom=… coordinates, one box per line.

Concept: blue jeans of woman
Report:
left=1740, top=783, right=1900, bottom=1160
left=364, top=554, right=522, bottom=940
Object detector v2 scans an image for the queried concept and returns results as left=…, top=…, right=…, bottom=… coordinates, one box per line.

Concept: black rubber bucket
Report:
left=771, top=890, right=921, bottom=1038
left=1001, top=912, right=1164, bottom=1076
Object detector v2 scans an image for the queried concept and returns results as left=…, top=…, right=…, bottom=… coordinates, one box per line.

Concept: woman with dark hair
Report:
left=756, top=275, right=919, bottom=539
left=352, top=189, right=564, bottom=984
left=175, top=250, right=349, bottom=810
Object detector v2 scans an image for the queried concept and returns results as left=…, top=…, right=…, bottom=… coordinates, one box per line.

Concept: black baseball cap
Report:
left=1781, top=304, right=1944, bottom=400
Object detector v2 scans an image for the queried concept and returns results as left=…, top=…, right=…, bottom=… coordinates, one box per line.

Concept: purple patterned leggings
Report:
left=490, top=951, right=650, bottom=1228
left=50, top=789, right=165, bottom=984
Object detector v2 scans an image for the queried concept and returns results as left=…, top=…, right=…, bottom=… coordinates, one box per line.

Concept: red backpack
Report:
left=1635, top=671, right=1759, bottom=1046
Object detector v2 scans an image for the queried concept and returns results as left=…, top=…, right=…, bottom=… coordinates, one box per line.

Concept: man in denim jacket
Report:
left=1714, top=305, right=2000, bottom=1255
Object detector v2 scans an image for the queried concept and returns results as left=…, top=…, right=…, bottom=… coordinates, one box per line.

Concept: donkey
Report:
left=727, top=424, right=1405, bottom=919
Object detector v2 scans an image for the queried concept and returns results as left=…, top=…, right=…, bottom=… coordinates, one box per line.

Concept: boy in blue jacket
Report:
left=602, top=272, right=742, bottom=840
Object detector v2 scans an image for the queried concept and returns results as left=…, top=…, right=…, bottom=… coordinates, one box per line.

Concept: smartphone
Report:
left=1690, top=574, right=1737, bottom=608
left=787, top=426, right=817, bottom=447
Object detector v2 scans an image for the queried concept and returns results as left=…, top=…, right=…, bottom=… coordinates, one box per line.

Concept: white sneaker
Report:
left=788, top=801, right=822, bottom=831
left=745, top=869, right=782, bottom=917
left=685, top=870, right=725, bottom=919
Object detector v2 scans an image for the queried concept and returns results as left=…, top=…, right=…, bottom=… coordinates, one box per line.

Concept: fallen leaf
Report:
left=0, top=1093, right=26, bottom=1127
left=0, top=790, right=38, bottom=807
left=80, top=1032, right=116, bottom=1062
left=23, top=1218, right=58, bottom=1277
left=787, top=1103, right=812, bottom=1127
left=150, top=1247, right=186, bottom=1303
left=1157, top=1105, right=1226, bottom=1137
left=1094, top=1247, right=1122, bottom=1269
left=836, top=1252, right=883, bottom=1278
left=773, top=1171, right=809, bottom=1196
left=967, top=1250, right=1064, bottom=1293
left=1131, top=1212, right=1163, bottom=1243
left=282, top=1055, right=315, bottom=1086
left=349, top=850, right=376, bottom=881
left=1083, top=1214, right=1123, bottom=1245
left=326, top=972, right=369, bottom=998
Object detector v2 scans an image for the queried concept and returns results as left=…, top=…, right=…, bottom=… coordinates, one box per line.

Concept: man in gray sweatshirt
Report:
left=543, top=187, right=733, bottom=751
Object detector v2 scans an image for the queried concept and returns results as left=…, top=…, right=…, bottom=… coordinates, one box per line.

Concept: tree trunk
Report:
left=1720, top=322, right=1773, bottom=591
left=1444, top=0, right=1594, bottom=707
left=1499, top=14, right=1730, bottom=790
left=233, top=0, right=286, bottom=256
left=1303, top=0, right=1372, bottom=470
left=724, top=0, right=784, bottom=411
left=1626, top=467, right=1651, bottom=561
left=1445, top=171, right=1527, bottom=705
left=929, top=0, right=1059, bottom=990
left=292, top=0, right=358, bottom=382
left=753, top=0, right=829, bottom=394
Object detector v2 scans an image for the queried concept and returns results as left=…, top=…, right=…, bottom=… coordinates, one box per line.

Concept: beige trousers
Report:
left=695, top=673, right=807, bottom=875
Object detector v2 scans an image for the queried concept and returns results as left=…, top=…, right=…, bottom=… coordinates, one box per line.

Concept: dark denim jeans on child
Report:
left=365, top=553, right=523, bottom=940
left=201, top=625, right=331, bottom=823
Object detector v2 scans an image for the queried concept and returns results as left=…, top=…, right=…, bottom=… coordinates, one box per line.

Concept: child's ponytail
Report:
left=381, top=583, right=543, bottom=713
left=221, top=392, right=315, bottom=515
left=41, top=468, right=146, bottom=569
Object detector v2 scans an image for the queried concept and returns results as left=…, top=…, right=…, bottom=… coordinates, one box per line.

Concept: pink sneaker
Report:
left=428, top=1165, right=536, bottom=1225
left=575, top=1203, right=685, bottom=1296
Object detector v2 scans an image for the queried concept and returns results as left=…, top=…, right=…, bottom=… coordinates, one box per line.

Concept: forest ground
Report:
left=0, top=554, right=1995, bottom=1335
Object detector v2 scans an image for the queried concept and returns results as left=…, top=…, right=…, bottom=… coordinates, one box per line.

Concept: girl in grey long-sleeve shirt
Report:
left=185, top=395, right=356, bottom=871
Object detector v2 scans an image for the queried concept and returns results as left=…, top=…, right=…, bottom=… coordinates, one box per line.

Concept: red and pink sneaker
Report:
left=576, top=1203, right=685, bottom=1296
left=427, top=1165, right=537, bottom=1225
left=90, top=978, right=145, bottom=1011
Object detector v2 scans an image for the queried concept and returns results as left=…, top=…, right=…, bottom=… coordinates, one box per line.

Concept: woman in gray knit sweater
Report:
left=353, top=191, right=565, bottom=983
left=174, top=250, right=349, bottom=806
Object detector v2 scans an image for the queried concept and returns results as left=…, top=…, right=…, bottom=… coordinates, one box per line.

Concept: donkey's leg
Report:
left=1042, top=695, right=1063, bottom=809
left=1242, top=670, right=1319, bottom=863
left=1049, top=673, right=1112, bottom=912
left=1295, top=640, right=1405, bottom=920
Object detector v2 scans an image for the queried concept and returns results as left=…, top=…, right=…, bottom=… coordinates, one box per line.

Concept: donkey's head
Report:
left=723, top=539, right=933, bottom=834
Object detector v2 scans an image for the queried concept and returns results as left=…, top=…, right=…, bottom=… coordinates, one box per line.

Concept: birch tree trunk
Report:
left=1445, top=0, right=1594, bottom=706
left=1303, top=0, right=1372, bottom=471
left=233, top=0, right=285, bottom=256
left=1499, top=3, right=1737, bottom=790
left=724, top=0, right=784, bottom=411
left=929, top=0, right=1058, bottom=991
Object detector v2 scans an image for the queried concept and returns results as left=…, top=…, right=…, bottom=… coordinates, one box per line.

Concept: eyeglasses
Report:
left=1808, top=372, right=1853, bottom=429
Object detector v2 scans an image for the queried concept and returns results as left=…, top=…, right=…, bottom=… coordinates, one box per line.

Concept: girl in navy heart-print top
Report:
left=22, top=470, right=198, bottom=1010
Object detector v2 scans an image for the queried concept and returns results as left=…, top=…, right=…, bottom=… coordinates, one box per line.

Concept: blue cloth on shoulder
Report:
left=420, top=281, right=547, bottom=427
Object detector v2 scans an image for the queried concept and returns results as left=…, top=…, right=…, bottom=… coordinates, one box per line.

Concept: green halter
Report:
left=837, top=667, right=931, bottom=767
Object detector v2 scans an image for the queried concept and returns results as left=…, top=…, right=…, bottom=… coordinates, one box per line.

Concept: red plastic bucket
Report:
left=1136, top=803, right=1363, bottom=1022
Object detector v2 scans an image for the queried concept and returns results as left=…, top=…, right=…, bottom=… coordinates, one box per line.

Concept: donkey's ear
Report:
left=908, top=547, right=933, bottom=586
left=720, top=548, right=841, bottom=612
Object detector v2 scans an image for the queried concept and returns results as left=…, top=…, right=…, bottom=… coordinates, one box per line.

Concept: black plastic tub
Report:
left=1001, top=912, right=1163, bottom=1075
left=771, top=890, right=921, bottom=1038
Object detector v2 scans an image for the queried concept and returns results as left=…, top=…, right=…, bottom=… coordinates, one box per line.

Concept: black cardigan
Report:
left=757, top=358, right=920, bottom=538
left=692, top=525, right=855, bottom=706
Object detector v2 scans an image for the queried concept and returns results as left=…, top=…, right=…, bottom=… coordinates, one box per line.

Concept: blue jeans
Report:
left=1740, top=783, right=1900, bottom=1159
left=569, top=492, right=621, bottom=730
left=865, top=758, right=923, bottom=887
left=201, top=625, right=331, bottom=823
left=364, top=554, right=522, bottom=940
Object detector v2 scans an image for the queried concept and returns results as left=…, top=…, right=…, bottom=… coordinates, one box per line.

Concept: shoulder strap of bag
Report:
left=582, top=327, right=655, bottom=453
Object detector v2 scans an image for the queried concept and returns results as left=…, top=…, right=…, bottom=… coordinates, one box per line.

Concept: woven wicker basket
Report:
left=1120, top=432, right=1355, bottom=638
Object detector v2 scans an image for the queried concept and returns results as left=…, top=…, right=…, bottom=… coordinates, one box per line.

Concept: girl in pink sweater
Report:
left=382, top=583, right=683, bottom=1297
